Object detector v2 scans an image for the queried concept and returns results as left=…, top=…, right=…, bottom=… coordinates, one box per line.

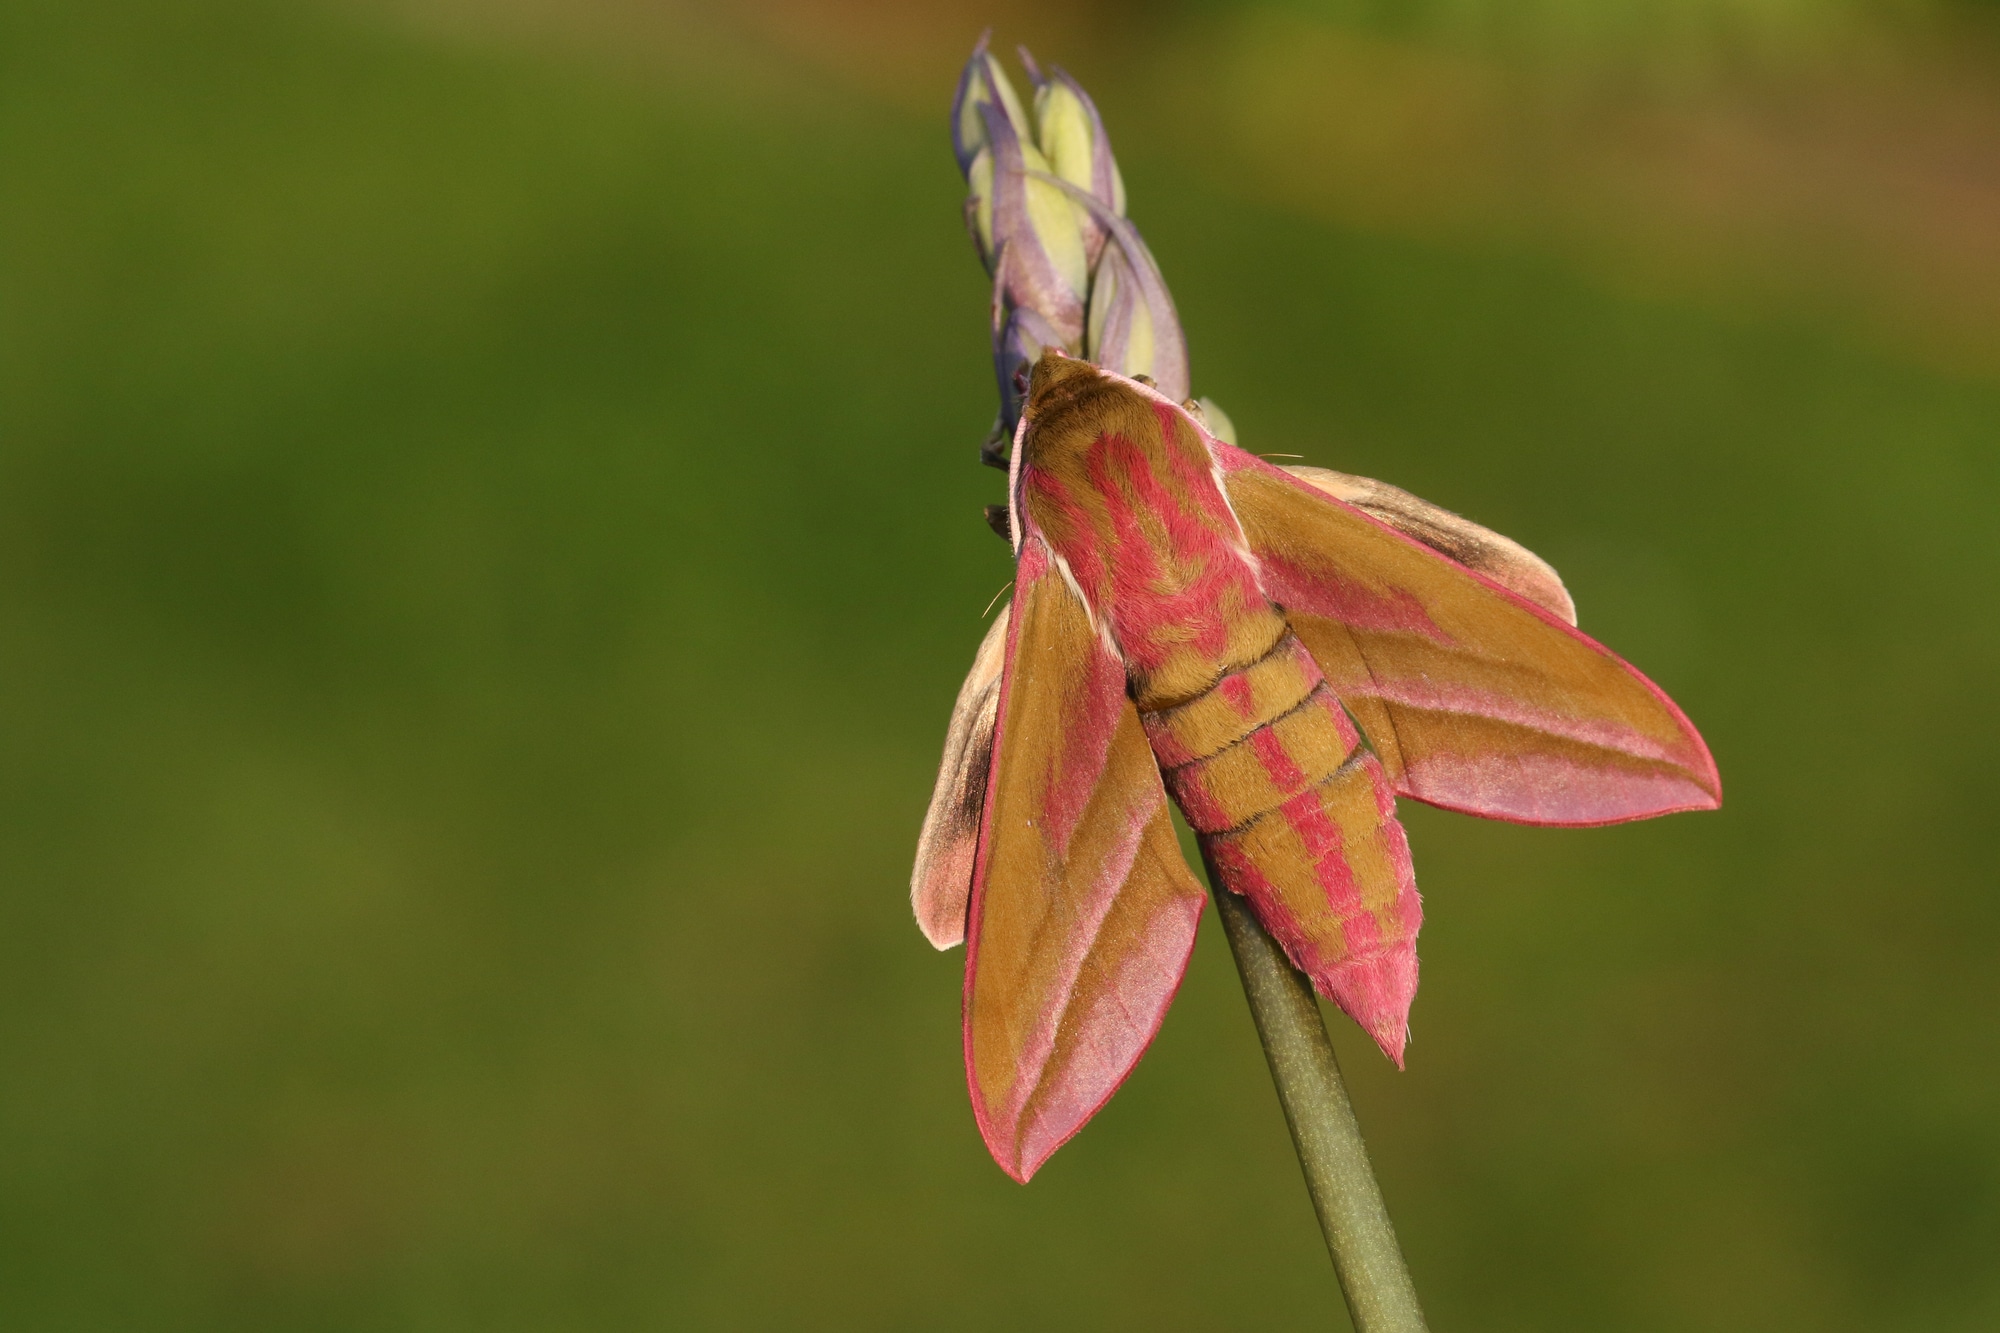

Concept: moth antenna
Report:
left=1259, top=452, right=1305, bottom=459
left=981, top=580, right=1014, bottom=619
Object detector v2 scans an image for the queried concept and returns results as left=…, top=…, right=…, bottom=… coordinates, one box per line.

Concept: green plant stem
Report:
left=1205, top=857, right=1429, bottom=1333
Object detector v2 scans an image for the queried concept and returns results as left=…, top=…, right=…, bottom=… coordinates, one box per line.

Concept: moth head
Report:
left=1022, top=345, right=1090, bottom=413
left=1022, top=348, right=1197, bottom=434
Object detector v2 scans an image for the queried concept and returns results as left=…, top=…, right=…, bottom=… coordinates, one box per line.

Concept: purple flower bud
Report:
left=951, top=33, right=1030, bottom=178
left=1057, top=177, right=1189, bottom=402
left=1024, top=64, right=1125, bottom=262
left=975, top=101, right=1087, bottom=346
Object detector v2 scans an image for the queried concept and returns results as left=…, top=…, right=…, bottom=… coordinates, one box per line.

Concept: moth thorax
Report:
left=1127, top=605, right=1289, bottom=714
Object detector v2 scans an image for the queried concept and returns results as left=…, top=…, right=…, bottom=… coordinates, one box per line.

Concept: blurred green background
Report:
left=4, top=0, right=1997, bottom=1328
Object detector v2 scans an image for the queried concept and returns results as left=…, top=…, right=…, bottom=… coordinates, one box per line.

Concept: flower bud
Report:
left=951, top=34, right=1030, bottom=178
left=1067, top=184, right=1189, bottom=403
left=978, top=102, right=1089, bottom=345
left=1027, top=64, right=1125, bottom=255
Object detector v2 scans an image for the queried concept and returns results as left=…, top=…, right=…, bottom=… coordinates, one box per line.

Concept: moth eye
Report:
left=1132, top=373, right=1156, bottom=388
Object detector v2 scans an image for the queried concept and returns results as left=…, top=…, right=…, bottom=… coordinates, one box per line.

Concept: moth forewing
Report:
left=1221, top=450, right=1720, bottom=826
left=960, top=534, right=1206, bottom=1182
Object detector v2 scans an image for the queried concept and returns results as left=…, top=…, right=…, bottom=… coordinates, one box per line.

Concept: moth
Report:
left=913, top=351, right=1720, bottom=1182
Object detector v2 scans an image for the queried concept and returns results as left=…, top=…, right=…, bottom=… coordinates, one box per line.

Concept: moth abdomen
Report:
left=1141, top=624, right=1423, bottom=1061
left=1142, top=633, right=1359, bottom=836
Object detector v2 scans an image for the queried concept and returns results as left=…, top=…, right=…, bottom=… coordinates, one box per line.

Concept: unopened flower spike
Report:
left=953, top=39, right=1192, bottom=456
